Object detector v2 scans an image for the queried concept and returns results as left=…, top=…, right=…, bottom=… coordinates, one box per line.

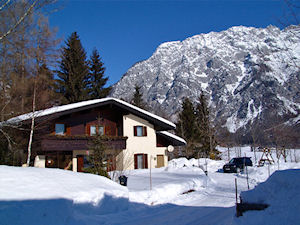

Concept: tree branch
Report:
left=0, top=0, right=38, bottom=41
left=0, top=0, right=11, bottom=11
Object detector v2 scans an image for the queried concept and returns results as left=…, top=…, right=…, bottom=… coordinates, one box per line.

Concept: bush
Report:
left=83, top=167, right=110, bottom=179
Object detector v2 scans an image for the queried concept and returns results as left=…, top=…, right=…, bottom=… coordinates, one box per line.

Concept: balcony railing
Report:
left=41, top=135, right=127, bottom=151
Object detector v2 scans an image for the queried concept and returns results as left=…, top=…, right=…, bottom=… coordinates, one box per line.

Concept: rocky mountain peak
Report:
left=110, top=25, right=300, bottom=143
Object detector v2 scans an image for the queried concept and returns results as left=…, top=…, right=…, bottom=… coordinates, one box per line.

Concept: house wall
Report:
left=120, top=114, right=167, bottom=170
left=47, top=106, right=123, bottom=137
left=34, top=106, right=173, bottom=171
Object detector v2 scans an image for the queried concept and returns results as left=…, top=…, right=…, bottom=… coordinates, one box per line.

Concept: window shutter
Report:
left=134, top=126, right=137, bottom=136
left=66, top=126, right=71, bottom=135
left=134, top=154, right=138, bottom=169
left=86, top=124, right=90, bottom=136
left=143, top=127, right=147, bottom=136
left=144, top=154, right=148, bottom=169
left=51, top=123, right=55, bottom=135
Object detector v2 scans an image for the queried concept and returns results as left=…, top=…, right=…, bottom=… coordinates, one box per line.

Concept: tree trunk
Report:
left=26, top=80, right=36, bottom=166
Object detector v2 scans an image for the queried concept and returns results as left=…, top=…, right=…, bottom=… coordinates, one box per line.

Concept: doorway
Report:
left=77, top=155, right=84, bottom=172
left=157, top=155, right=164, bottom=168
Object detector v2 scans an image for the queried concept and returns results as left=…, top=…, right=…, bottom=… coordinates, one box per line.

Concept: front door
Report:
left=77, top=155, right=84, bottom=172
left=157, top=155, right=164, bottom=168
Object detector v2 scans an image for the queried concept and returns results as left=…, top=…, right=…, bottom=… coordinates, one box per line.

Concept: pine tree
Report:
left=131, top=85, right=146, bottom=109
left=88, top=48, right=111, bottom=99
left=195, top=92, right=217, bottom=158
left=176, top=98, right=197, bottom=158
left=56, top=32, right=89, bottom=104
left=176, top=95, right=218, bottom=159
left=35, top=64, right=57, bottom=109
left=86, top=134, right=109, bottom=178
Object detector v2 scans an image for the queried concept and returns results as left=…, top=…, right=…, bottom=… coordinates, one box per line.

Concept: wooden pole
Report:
left=235, top=178, right=238, bottom=204
left=150, top=156, right=152, bottom=190
left=246, top=164, right=249, bottom=190
left=235, top=178, right=238, bottom=216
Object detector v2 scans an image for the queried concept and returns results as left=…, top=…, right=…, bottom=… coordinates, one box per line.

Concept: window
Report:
left=88, top=125, right=105, bottom=136
left=134, top=126, right=147, bottom=136
left=134, top=154, right=148, bottom=169
left=98, top=126, right=104, bottom=135
left=136, top=126, right=143, bottom=136
left=55, top=124, right=65, bottom=135
left=90, top=125, right=97, bottom=136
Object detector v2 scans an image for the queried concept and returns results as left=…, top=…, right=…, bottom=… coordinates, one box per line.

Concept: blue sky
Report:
left=49, top=0, right=294, bottom=86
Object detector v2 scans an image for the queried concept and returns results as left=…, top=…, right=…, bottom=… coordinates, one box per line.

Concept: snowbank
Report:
left=0, top=166, right=129, bottom=225
left=166, top=157, right=224, bottom=173
left=235, top=169, right=300, bottom=225
left=0, top=166, right=128, bottom=203
left=127, top=167, right=210, bottom=205
left=240, top=169, right=300, bottom=205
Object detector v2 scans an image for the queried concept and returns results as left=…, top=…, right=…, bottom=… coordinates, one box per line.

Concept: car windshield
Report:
left=229, top=158, right=247, bottom=164
left=229, top=158, right=236, bottom=163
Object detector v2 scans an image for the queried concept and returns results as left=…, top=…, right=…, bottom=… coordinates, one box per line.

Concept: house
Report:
left=8, top=98, right=186, bottom=172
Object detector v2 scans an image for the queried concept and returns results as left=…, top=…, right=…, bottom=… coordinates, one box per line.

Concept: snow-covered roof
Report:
left=6, top=98, right=176, bottom=130
left=157, top=131, right=186, bottom=146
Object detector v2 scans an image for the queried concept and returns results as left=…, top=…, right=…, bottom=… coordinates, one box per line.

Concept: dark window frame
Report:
left=134, top=153, right=148, bottom=169
left=133, top=126, right=147, bottom=137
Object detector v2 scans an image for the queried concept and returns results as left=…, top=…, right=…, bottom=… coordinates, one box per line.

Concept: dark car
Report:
left=223, top=157, right=253, bottom=173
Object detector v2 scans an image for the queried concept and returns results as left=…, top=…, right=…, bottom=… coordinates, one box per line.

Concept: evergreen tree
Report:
left=88, top=48, right=111, bottom=99
left=176, top=98, right=197, bottom=158
left=56, top=32, right=89, bottom=103
left=195, top=92, right=217, bottom=158
left=131, top=85, right=146, bottom=109
left=85, top=134, right=109, bottom=178
left=176, top=95, right=218, bottom=159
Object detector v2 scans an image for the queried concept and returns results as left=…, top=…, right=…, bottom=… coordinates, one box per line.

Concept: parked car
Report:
left=223, top=157, right=253, bottom=173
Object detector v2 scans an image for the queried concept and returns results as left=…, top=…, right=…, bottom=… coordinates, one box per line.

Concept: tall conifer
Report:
left=88, top=48, right=111, bottom=99
left=56, top=32, right=89, bottom=103
left=176, top=98, right=197, bottom=158
left=131, top=85, right=146, bottom=109
left=195, top=92, right=217, bottom=157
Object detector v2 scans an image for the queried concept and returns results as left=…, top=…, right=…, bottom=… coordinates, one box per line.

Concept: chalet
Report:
left=8, top=98, right=186, bottom=172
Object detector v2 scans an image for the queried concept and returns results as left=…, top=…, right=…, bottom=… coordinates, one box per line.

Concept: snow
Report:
left=4, top=97, right=176, bottom=129
left=157, top=131, right=187, bottom=145
left=1, top=146, right=300, bottom=224
left=238, top=169, right=300, bottom=225
left=0, top=166, right=128, bottom=202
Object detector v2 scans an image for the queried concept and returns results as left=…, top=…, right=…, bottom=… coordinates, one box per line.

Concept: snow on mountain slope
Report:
left=110, top=25, right=300, bottom=135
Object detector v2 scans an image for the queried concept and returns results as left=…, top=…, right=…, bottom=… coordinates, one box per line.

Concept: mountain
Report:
left=110, top=25, right=300, bottom=145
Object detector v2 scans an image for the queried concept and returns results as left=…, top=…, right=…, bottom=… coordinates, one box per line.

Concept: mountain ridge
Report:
left=110, top=25, right=300, bottom=144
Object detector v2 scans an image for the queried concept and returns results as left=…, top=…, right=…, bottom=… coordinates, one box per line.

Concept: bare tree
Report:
left=0, top=0, right=60, bottom=165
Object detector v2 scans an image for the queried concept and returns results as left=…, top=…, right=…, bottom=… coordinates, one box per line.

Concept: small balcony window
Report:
left=98, top=126, right=104, bottom=135
left=89, top=125, right=105, bottom=136
left=55, top=124, right=65, bottom=135
left=90, top=125, right=97, bottom=136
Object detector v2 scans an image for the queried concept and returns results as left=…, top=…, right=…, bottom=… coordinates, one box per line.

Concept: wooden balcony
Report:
left=41, top=135, right=127, bottom=151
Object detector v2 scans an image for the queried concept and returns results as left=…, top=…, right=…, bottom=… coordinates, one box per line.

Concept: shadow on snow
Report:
left=0, top=194, right=236, bottom=225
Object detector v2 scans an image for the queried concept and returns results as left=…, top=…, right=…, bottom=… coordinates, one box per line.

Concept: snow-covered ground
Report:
left=0, top=146, right=299, bottom=225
